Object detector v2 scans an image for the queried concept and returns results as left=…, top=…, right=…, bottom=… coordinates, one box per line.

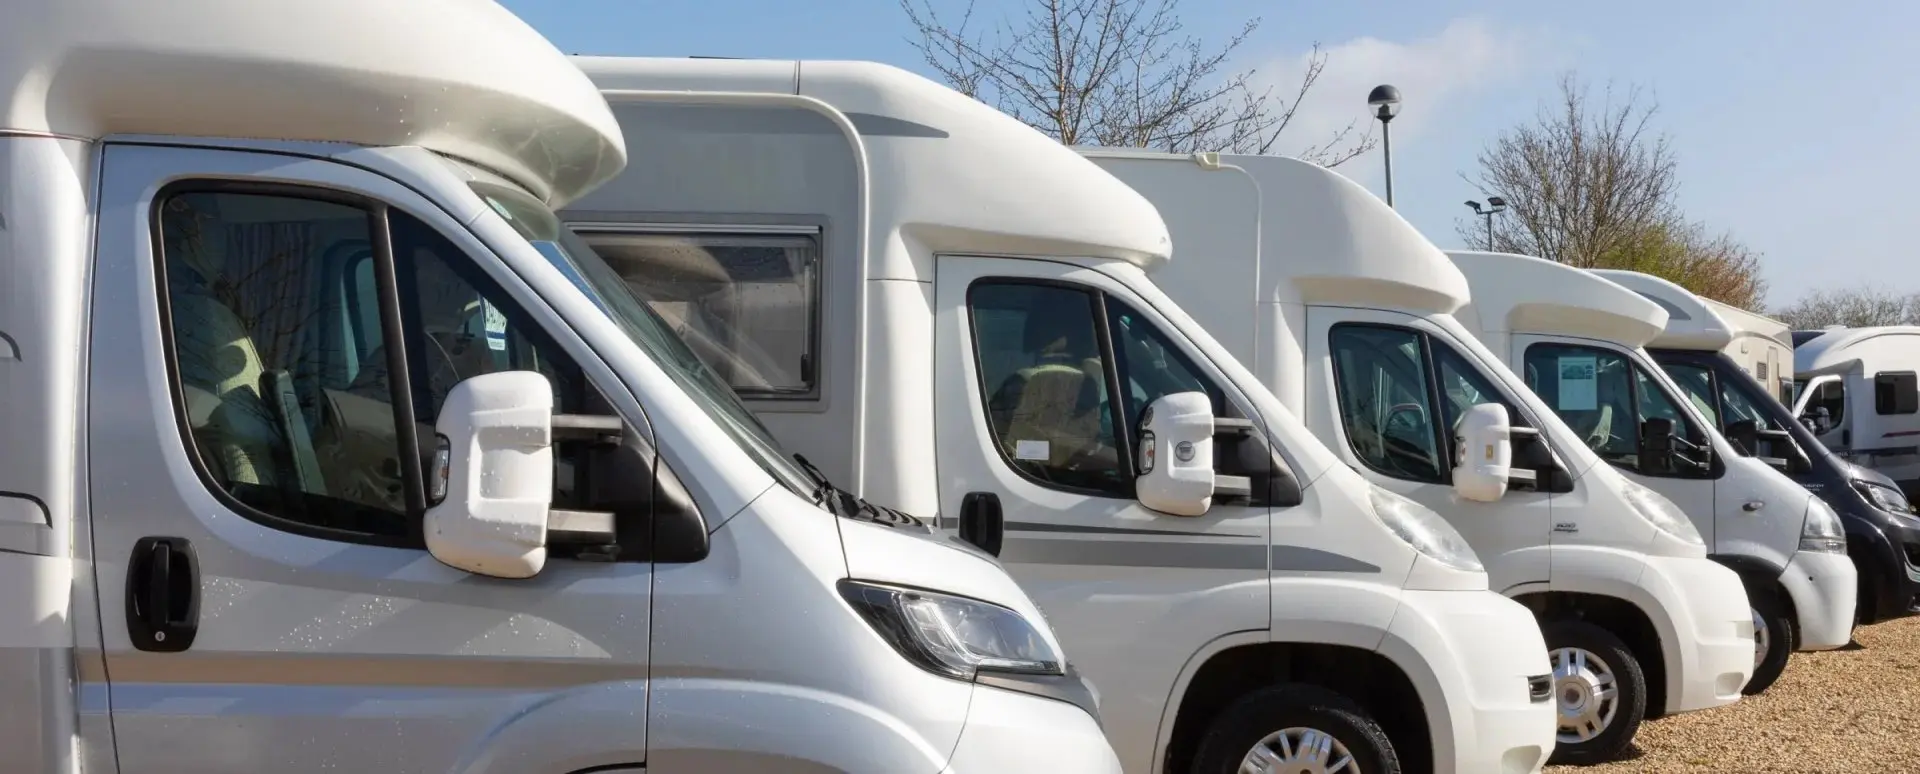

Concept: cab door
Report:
left=1305, top=307, right=1551, bottom=593
left=1513, top=334, right=1719, bottom=544
left=87, top=144, right=652, bottom=773
left=930, top=255, right=1271, bottom=774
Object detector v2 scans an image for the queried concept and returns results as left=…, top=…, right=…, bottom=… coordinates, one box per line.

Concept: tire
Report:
left=1191, top=683, right=1400, bottom=774
left=1743, top=584, right=1796, bottom=695
left=1544, top=619, right=1647, bottom=766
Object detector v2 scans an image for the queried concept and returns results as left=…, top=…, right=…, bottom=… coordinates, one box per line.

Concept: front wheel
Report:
left=1744, top=585, right=1796, bottom=695
left=1544, top=619, right=1647, bottom=765
left=1191, top=683, right=1400, bottom=774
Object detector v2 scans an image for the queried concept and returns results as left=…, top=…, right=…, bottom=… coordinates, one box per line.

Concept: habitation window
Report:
left=580, top=231, right=821, bottom=399
left=1875, top=371, right=1918, bottom=415
left=155, top=186, right=586, bottom=547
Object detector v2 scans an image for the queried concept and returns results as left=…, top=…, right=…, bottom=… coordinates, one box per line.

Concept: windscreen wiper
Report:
left=793, top=453, right=851, bottom=517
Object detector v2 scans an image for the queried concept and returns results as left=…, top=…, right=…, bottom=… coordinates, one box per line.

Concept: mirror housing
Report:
left=1451, top=403, right=1513, bottom=503
left=1725, top=419, right=1762, bottom=456
left=1639, top=417, right=1677, bottom=473
left=424, top=372, right=557, bottom=579
left=1135, top=392, right=1218, bottom=516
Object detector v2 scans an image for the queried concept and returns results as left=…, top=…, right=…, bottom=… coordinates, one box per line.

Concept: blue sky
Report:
left=502, top=0, right=1919, bottom=310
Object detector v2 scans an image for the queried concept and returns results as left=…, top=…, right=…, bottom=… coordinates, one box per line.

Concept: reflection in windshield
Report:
left=470, top=182, right=819, bottom=498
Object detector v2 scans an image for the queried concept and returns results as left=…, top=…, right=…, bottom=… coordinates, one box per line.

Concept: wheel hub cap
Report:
left=1752, top=607, right=1771, bottom=668
left=1552, top=646, right=1620, bottom=744
left=1239, top=727, right=1359, bottom=774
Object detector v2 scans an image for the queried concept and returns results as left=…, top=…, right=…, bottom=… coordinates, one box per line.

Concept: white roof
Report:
left=2, top=0, right=625, bottom=205
left=1081, top=149, right=1467, bottom=313
left=1590, top=269, right=1739, bottom=350
left=574, top=57, right=1171, bottom=272
left=1796, top=326, right=1920, bottom=376
left=1449, top=251, right=1668, bottom=346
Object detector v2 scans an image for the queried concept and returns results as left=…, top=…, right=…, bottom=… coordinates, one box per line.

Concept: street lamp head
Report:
left=1367, top=84, right=1401, bottom=121
left=1465, top=200, right=1483, bottom=213
left=1486, top=195, right=1507, bottom=208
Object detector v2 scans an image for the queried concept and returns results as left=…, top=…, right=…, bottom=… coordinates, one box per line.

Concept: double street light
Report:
left=1465, top=197, right=1507, bottom=250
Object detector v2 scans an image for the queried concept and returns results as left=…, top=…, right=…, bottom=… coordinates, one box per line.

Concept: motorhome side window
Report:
left=1522, top=343, right=1703, bottom=475
left=1326, top=325, right=1445, bottom=483
left=157, top=188, right=586, bottom=545
left=966, top=281, right=1229, bottom=497
left=1665, top=363, right=1782, bottom=454
left=579, top=231, right=819, bottom=399
left=969, top=281, right=1127, bottom=495
left=1875, top=371, right=1919, bottom=415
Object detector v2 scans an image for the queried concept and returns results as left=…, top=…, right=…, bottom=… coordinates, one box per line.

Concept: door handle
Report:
left=958, top=492, right=1004, bottom=557
left=126, top=537, right=200, bottom=653
left=1742, top=501, right=1765, bottom=513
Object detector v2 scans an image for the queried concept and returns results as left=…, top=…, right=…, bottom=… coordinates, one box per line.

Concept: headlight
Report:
left=839, top=580, right=1064, bottom=680
left=1853, top=479, right=1914, bottom=516
left=1620, top=478, right=1706, bottom=547
left=1800, top=497, right=1847, bottom=554
left=1367, top=486, right=1484, bottom=572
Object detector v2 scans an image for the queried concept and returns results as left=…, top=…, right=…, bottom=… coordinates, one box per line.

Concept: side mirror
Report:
left=1639, top=417, right=1677, bottom=473
left=424, top=372, right=558, bottom=579
left=1451, top=403, right=1512, bottom=503
left=1135, top=392, right=1218, bottom=517
left=1726, top=419, right=1761, bottom=456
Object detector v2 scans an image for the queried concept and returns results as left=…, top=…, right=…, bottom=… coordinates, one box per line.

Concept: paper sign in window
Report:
left=1557, top=356, right=1598, bottom=411
left=1014, top=439, right=1051, bottom=461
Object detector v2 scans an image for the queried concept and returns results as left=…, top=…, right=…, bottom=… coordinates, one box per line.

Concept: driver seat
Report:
left=991, top=306, right=1106, bottom=469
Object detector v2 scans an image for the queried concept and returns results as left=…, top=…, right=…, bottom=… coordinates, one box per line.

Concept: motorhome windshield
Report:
left=469, top=182, right=817, bottom=497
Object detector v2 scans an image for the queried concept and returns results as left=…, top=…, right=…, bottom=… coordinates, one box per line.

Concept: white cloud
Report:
left=1249, top=18, right=1547, bottom=169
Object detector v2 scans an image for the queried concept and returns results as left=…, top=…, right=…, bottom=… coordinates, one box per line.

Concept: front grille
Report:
left=1527, top=674, right=1553, bottom=703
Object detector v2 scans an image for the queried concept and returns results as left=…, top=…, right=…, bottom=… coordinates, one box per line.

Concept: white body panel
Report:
left=1454, top=252, right=1855, bottom=654
left=1081, top=150, right=1752, bottom=729
left=561, top=58, right=1555, bottom=774
left=1593, top=269, right=1793, bottom=404
left=1, top=2, right=1108, bottom=772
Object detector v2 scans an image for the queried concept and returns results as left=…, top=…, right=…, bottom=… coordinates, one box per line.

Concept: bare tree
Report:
left=1459, top=73, right=1765, bottom=307
left=901, top=0, right=1373, bottom=163
left=1458, top=74, right=1677, bottom=264
left=1772, top=286, right=1920, bottom=329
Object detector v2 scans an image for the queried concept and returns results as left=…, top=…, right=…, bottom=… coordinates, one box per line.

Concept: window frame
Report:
left=1874, top=370, right=1919, bottom=416
left=1523, top=340, right=1717, bottom=479
left=151, top=180, right=429, bottom=548
left=151, top=181, right=598, bottom=550
left=570, top=225, right=826, bottom=403
left=1326, top=322, right=1451, bottom=485
left=964, top=277, right=1137, bottom=500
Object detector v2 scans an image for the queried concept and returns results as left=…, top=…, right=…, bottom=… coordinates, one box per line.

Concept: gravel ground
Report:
left=1545, top=614, right=1920, bottom=773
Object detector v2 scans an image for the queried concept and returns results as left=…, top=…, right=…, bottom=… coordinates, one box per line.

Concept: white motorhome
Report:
left=1598, top=270, right=1920, bottom=628
left=1792, top=327, right=1920, bottom=500
left=0, top=3, right=1123, bottom=773
left=562, top=57, right=1558, bottom=774
left=1078, top=149, right=1752, bottom=764
left=1688, top=300, right=1794, bottom=404
left=1449, top=252, right=1856, bottom=691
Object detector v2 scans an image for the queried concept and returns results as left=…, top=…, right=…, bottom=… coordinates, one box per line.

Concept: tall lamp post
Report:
left=1465, top=197, right=1507, bottom=250
left=1367, top=84, right=1401, bottom=207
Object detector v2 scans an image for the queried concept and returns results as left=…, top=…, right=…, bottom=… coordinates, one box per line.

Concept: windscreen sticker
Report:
left=482, top=300, right=508, bottom=351
left=1015, top=439, right=1051, bottom=461
left=1557, top=355, right=1598, bottom=411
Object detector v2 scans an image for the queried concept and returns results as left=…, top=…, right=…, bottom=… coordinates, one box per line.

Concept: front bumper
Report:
left=1851, top=511, right=1920, bottom=622
left=941, top=682, right=1121, bottom=774
left=1641, top=555, right=1754, bottom=714
left=1383, top=590, right=1557, bottom=774
left=1781, top=549, right=1857, bottom=650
